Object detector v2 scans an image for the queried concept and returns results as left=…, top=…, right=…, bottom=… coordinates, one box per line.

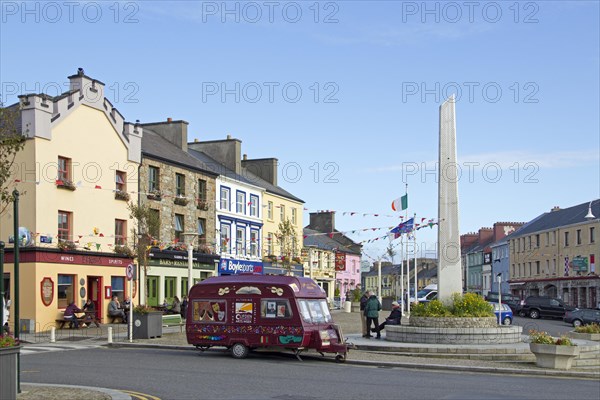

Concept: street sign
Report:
left=126, top=263, right=134, bottom=280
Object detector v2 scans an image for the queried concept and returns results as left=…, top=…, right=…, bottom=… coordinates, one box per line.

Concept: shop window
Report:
left=111, top=276, right=125, bottom=302
left=58, top=211, right=72, bottom=241
left=261, top=299, right=292, bottom=319
left=164, top=277, right=176, bottom=303
left=181, top=278, right=188, bottom=298
left=57, top=274, right=74, bottom=308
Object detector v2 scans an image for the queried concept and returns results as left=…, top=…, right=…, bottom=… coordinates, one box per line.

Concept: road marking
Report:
left=120, top=390, right=162, bottom=400
left=20, top=343, right=103, bottom=355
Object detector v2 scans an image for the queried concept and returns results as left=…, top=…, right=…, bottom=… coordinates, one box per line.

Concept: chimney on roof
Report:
left=551, top=206, right=561, bottom=212
left=188, top=135, right=242, bottom=174
left=243, top=154, right=247, bottom=161
left=140, top=119, right=189, bottom=151
left=308, top=211, right=335, bottom=234
left=242, top=157, right=278, bottom=186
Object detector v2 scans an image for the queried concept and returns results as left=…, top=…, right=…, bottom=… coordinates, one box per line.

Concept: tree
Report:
left=0, top=104, right=26, bottom=216
left=275, top=218, right=299, bottom=274
left=128, top=202, right=160, bottom=304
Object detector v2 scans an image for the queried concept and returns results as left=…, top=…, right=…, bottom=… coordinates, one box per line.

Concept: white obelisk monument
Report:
left=437, top=95, right=463, bottom=301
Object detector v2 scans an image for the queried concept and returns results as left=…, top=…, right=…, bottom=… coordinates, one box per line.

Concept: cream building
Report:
left=1, top=69, right=141, bottom=332
left=508, top=200, right=600, bottom=308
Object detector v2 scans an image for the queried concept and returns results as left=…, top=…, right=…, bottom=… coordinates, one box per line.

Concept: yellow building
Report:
left=1, top=69, right=141, bottom=332
left=239, top=156, right=305, bottom=275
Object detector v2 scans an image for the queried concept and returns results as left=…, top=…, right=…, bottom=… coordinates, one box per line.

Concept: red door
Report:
left=87, top=277, right=102, bottom=322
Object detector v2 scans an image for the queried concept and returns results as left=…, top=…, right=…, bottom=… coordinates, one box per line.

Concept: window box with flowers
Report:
left=174, top=196, right=189, bottom=206
left=263, top=255, right=276, bottom=263
left=528, top=330, right=580, bottom=370
left=147, top=189, right=162, bottom=201
left=114, top=245, right=134, bottom=258
left=196, top=198, right=209, bottom=211
left=292, top=257, right=303, bottom=264
left=0, top=334, right=20, bottom=400
left=115, top=190, right=130, bottom=202
left=56, top=179, right=76, bottom=191
left=57, top=240, right=77, bottom=251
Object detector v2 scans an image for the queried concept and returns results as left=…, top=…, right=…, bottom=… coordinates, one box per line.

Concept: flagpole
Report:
left=399, top=235, right=404, bottom=316
left=413, top=212, right=418, bottom=306
left=404, top=183, right=408, bottom=314
left=406, top=231, right=410, bottom=315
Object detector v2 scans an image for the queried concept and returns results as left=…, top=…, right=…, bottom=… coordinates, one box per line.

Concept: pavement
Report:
left=16, top=310, right=600, bottom=399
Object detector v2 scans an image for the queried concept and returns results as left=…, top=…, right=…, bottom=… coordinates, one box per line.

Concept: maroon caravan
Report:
left=186, top=274, right=349, bottom=361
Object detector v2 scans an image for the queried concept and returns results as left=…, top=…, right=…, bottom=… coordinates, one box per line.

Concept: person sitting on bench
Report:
left=373, top=301, right=402, bottom=333
left=64, top=301, right=82, bottom=329
left=108, top=295, right=127, bottom=323
left=167, top=296, right=181, bottom=315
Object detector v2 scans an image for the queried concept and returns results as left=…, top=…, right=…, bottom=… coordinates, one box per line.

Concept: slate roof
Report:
left=142, top=129, right=218, bottom=177
left=303, top=228, right=356, bottom=253
left=507, top=199, right=599, bottom=238
left=187, top=148, right=303, bottom=203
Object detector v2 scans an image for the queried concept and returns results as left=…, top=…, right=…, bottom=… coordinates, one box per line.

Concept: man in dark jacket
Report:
left=64, top=301, right=82, bottom=329
left=374, top=301, right=402, bottom=332
left=359, top=291, right=369, bottom=338
left=364, top=292, right=382, bottom=339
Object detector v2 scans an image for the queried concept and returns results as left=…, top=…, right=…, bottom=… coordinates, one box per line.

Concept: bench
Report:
left=108, top=315, right=125, bottom=324
left=162, top=314, right=185, bottom=332
left=55, top=316, right=85, bottom=329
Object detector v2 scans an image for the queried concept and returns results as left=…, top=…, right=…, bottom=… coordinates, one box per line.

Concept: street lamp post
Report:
left=181, top=233, right=199, bottom=295
left=497, top=273, right=502, bottom=325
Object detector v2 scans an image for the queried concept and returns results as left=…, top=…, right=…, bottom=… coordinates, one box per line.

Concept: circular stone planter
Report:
left=410, top=316, right=498, bottom=328
left=386, top=317, right=523, bottom=344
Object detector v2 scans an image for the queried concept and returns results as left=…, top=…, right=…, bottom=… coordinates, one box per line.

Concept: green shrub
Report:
left=450, top=292, right=494, bottom=317
left=410, top=293, right=493, bottom=318
left=575, top=323, right=600, bottom=334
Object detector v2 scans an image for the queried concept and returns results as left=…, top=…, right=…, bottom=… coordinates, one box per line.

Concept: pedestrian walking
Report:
left=364, top=291, right=382, bottom=339
left=360, top=291, right=369, bottom=338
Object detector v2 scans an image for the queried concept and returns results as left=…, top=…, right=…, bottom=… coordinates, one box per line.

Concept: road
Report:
left=511, top=315, right=573, bottom=337
left=21, top=347, right=599, bottom=400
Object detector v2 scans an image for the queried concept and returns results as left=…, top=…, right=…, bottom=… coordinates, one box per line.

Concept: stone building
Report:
left=508, top=200, right=599, bottom=308
left=139, top=119, right=220, bottom=306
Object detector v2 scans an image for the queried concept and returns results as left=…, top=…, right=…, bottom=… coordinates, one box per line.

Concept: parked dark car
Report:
left=520, top=296, right=575, bottom=319
left=563, top=308, right=600, bottom=327
left=485, top=292, right=521, bottom=313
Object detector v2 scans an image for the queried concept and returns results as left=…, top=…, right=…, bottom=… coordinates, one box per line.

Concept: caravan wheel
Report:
left=231, top=343, right=249, bottom=359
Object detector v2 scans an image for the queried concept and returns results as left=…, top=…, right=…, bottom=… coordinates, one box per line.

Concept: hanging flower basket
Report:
left=56, top=179, right=76, bottom=191
left=114, top=245, right=135, bottom=257
left=147, top=190, right=162, bottom=201
left=174, top=196, right=189, bottom=206
left=114, top=190, right=130, bottom=201
left=196, top=199, right=209, bottom=211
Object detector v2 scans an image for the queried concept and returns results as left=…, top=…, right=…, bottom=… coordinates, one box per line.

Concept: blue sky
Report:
left=1, top=1, right=599, bottom=262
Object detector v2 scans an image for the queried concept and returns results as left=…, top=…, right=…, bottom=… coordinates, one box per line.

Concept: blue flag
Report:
left=390, top=218, right=414, bottom=237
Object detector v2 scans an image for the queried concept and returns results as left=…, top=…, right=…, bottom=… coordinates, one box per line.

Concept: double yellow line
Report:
left=121, top=390, right=161, bottom=400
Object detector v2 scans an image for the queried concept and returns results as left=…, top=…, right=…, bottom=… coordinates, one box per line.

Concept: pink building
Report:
left=305, top=212, right=362, bottom=303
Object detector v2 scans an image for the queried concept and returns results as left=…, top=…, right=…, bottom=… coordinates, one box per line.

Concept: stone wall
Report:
left=410, top=316, right=498, bottom=328
left=140, top=159, right=216, bottom=249
left=386, top=324, right=523, bottom=344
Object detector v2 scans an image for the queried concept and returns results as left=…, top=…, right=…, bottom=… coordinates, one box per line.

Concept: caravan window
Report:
left=298, top=300, right=332, bottom=324
left=261, top=299, right=292, bottom=319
